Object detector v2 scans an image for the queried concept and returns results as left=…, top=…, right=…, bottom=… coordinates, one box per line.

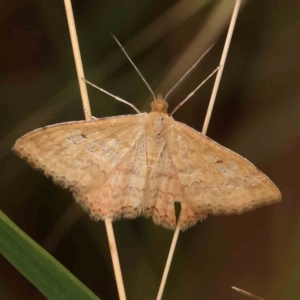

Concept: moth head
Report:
left=150, top=94, right=169, bottom=114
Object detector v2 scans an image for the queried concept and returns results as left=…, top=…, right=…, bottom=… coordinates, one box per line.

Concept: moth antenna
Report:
left=164, top=44, right=215, bottom=102
left=111, top=33, right=156, bottom=102
left=84, top=79, right=141, bottom=114
left=170, top=66, right=220, bottom=116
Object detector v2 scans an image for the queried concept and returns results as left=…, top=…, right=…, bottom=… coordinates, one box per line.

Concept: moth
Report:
left=13, top=40, right=281, bottom=231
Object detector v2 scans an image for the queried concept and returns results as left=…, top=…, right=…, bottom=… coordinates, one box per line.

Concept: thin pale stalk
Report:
left=64, top=0, right=91, bottom=120
left=156, top=219, right=181, bottom=300
left=63, top=1, right=127, bottom=299
left=105, top=220, right=127, bottom=300
left=156, top=1, right=242, bottom=300
left=232, top=286, right=266, bottom=300
left=202, top=0, right=241, bottom=135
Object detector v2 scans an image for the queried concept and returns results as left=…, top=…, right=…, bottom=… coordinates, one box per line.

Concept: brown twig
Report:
left=232, top=286, right=266, bottom=300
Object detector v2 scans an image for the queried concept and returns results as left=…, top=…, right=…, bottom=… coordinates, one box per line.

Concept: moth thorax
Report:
left=146, top=113, right=167, bottom=144
left=150, top=94, right=168, bottom=114
left=146, top=114, right=166, bottom=171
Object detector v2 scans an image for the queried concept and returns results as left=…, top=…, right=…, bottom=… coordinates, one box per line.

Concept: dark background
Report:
left=1, top=0, right=300, bottom=299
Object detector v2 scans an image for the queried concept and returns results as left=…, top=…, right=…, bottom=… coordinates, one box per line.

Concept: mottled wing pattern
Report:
left=145, top=143, right=182, bottom=230
left=165, top=121, right=281, bottom=230
left=13, top=114, right=147, bottom=220
left=77, top=135, right=148, bottom=220
left=13, top=110, right=281, bottom=230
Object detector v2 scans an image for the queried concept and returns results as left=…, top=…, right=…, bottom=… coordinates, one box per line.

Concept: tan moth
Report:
left=13, top=40, right=281, bottom=231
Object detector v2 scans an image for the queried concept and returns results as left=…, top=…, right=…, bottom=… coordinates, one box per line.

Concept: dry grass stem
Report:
left=232, top=286, right=266, bottom=300
left=156, top=1, right=242, bottom=299
left=63, top=1, right=127, bottom=299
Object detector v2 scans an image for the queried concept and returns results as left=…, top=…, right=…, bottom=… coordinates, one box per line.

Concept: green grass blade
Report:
left=0, top=210, right=100, bottom=300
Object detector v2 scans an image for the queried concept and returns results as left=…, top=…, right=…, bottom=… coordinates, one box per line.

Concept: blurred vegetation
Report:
left=0, top=211, right=100, bottom=299
left=1, top=0, right=300, bottom=299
